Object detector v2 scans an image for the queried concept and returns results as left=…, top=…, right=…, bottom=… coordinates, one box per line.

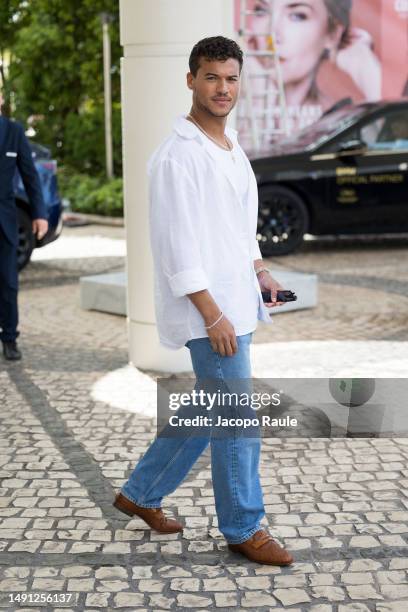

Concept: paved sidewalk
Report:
left=1, top=227, right=408, bottom=611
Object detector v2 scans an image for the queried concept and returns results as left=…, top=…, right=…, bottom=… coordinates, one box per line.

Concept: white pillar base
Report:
left=128, top=320, right=192, bottom=372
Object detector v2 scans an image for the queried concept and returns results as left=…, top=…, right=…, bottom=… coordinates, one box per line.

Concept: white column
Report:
left=120, top=0, right=235, bottom=372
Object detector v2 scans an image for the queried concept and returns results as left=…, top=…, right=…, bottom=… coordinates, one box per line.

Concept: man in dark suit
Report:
left=0, top=93, right=48, bottom=361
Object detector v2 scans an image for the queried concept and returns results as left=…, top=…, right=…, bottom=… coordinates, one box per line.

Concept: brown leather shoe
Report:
left=228, top=529, right=294, bottom=565
left=113, top=492, right=183, bottom=534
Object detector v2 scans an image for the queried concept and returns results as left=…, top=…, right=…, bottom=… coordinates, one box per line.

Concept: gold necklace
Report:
left=187, top=114, right=236, bottom=163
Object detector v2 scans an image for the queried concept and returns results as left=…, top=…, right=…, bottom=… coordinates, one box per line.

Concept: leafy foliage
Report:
left=0, top=1, right=30, bottom=114
left=2, top=0, right=121, bottom=176
left=59, top=167, right=123, bottom=216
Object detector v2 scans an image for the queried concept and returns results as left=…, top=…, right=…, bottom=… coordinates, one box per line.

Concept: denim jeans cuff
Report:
left=120, top=490, right=161, bottom=509
left=225, top=524, right=261, bottom=545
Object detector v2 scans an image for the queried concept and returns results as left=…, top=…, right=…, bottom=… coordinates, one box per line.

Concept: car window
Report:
left=361, top=118, right=384, bottom=147
left=279, top=107, right=365, bottom=151
left=321, top=129, right=359, bottom=153
left=361, top=111, right=408, bottom=151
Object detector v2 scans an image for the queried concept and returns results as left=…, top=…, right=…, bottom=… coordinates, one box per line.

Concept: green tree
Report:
left=0, top=0, right=30, bottom=115
left=7, top=0, right=121, bottom=175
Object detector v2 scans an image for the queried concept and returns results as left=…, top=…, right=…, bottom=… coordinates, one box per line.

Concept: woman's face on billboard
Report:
left=252, top=0, right=341, bottom=85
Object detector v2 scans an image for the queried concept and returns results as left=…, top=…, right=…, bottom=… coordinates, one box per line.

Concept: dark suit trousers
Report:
left=0, top=225, right=19, bottom=342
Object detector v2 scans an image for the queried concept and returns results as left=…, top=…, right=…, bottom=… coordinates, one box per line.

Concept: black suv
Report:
left=252, top=100, right=408, bottom=255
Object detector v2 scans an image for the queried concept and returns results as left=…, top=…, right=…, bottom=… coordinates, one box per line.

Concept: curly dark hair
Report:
left=189, top=36, right=243, bottom=77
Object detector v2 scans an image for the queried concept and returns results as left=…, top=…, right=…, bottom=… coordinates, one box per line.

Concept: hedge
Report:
left=59, top=167, right=123, bottom=217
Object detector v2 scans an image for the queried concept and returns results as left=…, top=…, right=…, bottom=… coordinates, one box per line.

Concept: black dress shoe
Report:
left=2, top=341, right=22, bottom=361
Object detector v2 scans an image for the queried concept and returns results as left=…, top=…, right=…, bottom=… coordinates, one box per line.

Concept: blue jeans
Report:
left=121, top=333, right=265, bottom=544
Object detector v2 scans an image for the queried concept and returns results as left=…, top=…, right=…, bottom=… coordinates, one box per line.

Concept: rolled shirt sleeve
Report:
left=167, top=267, right=209, bottom=298
left=149, top=158, right=210, bottom=298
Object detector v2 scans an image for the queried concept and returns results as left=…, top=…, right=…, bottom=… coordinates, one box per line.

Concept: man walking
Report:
left=0, top=93, right=48, bottom=360
left=114, top=37, right=293, bottom=566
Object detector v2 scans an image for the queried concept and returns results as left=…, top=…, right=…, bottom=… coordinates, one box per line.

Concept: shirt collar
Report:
left=173, top=114, right=239, bottom=145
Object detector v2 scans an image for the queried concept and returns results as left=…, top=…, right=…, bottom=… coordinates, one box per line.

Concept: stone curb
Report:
left=62, top=212, right=124, bottom=228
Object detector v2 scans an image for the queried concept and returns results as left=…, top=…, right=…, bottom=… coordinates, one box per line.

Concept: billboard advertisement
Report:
left=235, top=0, right=408, bottom=149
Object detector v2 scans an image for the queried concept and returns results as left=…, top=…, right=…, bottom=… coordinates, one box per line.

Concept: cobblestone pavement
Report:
left=0, top=227, right=407, bottom=611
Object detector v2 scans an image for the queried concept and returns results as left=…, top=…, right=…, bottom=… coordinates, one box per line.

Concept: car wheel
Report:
left=257, top=185, right=309, bottom=256
left=17, top=208, right=35, bottom=271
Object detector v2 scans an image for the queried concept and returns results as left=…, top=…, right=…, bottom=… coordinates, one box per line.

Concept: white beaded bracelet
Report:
left=205, top=311, right=224, bottom=330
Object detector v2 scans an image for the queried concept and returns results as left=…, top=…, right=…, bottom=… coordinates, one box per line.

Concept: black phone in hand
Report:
left=262, top=290, right=297, bottom=303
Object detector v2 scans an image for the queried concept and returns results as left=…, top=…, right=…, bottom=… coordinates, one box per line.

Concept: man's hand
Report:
left=207, top=314, right=237, bottom=357
left=257, top=270, right=285, bottom=307
left=187, top=289, right=238, bottom=357
left=32, top=218, right=49, bottom=240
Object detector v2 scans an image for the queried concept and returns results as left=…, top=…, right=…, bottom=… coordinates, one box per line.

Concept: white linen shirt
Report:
left=148, top=115, right=272, bottom=350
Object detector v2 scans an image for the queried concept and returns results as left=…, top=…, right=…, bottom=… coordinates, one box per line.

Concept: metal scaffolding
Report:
left=237, top=0, right=289, bottom=151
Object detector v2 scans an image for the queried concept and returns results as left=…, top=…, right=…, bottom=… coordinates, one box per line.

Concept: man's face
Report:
left=187, top=57, right=241, bottom=118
